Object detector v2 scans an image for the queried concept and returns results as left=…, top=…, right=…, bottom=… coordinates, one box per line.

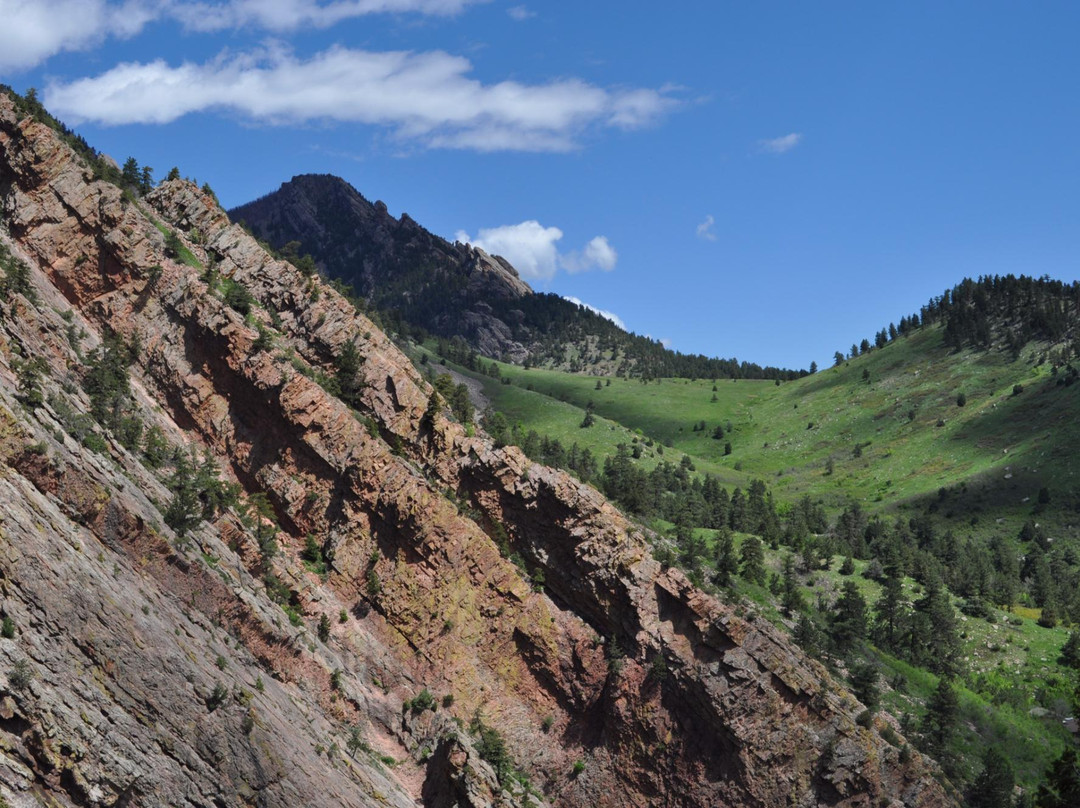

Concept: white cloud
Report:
left=0, top=1, right=490, bottom=71
left=561, top=236, right=617, bottom=273
left=696, top=214, right=716, bottom=241
left=758, top=132, right=802, bottom=154
left=0, top=0, right=156, bottom=71
left=456, top=221, right=617, bottom=281
left=457, top=221, right=563, bottom=280
left=562, top=296, right=625, bottom=330
left=170, top=0, right=486, bottom=32
left=44, top=45, right=677, bottom=152
left=507, top=4, right=534, bottom=20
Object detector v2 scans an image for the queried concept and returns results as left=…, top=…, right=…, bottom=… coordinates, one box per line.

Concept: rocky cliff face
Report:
left=229, top=174, right=533, bottom=360
left=0, top=93, right=956, bottom=807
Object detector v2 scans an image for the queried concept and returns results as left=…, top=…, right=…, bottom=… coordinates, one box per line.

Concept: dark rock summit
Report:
left=230, top=174, right=533, bottom=360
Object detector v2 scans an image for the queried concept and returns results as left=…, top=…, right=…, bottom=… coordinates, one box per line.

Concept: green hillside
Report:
left=435, top=324, right=1076, bottom=531
left=415, top=298, right=1080, bottom=796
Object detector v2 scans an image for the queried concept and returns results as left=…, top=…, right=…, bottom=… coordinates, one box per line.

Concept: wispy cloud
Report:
left=456, top=221, right=617, bottom=281
left=758, top=132, right=802, bottom=154
left=0, top=0, right=492, bottom=70
left=170, top=0, right=487, bottom=33
left=563, top=296, right=625, bottom=330
left=507, top=4, right=534, bottom=21
left=0, top=0, right=156, bottom=71
left=45, top=45, right=677, bottom=152
left=696, top=214, right=716, bottom=241
left=561, top=235, right=617, bottom=273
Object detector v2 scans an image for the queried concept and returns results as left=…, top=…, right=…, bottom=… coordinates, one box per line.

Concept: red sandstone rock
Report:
left=0, top=92, right=955, bottom=808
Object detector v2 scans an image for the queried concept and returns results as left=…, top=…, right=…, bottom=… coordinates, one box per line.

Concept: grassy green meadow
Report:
left=413, top=324, right=1080, bottom=791
left=426, top=326, right=1079, bottom=538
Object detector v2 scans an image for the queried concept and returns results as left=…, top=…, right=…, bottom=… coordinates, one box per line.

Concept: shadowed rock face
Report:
left=0, top=93, right=957, bottom=808
left=229, top=174, right=533, bottom=360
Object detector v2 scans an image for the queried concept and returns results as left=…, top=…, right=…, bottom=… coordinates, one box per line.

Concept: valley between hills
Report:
left=0, top=84, right=1078, bottom=808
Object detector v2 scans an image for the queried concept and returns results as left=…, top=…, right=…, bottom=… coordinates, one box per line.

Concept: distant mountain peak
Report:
left=229, top=174, right=804, bottom=380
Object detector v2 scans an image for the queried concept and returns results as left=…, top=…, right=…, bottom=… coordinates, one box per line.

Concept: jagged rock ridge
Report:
left=230, top=174, right=534, bottom=361
left=229, top=174, right=809, bottom=380
left=0, top=92, right=954, bottom=807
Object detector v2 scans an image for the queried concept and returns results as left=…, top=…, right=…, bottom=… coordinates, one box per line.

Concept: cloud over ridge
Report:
left=562, top=296, right=625, bottom=330
left=456, top=221, right=617, bottom=281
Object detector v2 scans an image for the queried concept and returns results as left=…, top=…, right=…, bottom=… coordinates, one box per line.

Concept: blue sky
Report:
left=2, top=1, right=1078, bottom=371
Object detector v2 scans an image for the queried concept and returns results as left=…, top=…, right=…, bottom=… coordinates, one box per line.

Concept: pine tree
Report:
left=83, top=330, right=133, bottom=429
left=830, top=579, right=867, bottom=655
left=335, top=340, right=364, bottom=406
left=1036, top=747, right=1080, bottom=808
left=450, top=383, right=473, bottom=424
left=712, top=527, right=738, bottom=588
left=780, top=553, right=803, bottom=614
left=0, top=245, right=35, bottom=302
left=729, top=488, right=746, bottom=531
left=913, top=576, right=961, bottom=675
left=872, top=574, right=909, bottom=653
left=139, top=165, right=154, bottom=195
left=246, top=493, right=279, bottom=560
left=919, top=677, right=959, bottom=771
left=967, top=747, right=1014, bottom=808
left=793, top=612, right=822, bottom=655
left=164, top=230, right=184, bottom=258
left=739, top=536, right=766, bottom=586
left=164, top=450, right=202, bottom=539
left=1061, top=631, right=1080, bottom=669
left=121, top=157, right=140, bottom=189
left=849, top=660, right=880, bottom=711
left=14, top=356, right=46, bottom=409
left=194, top=450, right=238, bottom=519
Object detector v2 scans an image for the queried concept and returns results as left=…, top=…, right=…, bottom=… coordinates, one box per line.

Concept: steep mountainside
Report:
left=0, top=91, right=953, bottom=807
left=424, top=279, right=1080, bottom=789
left=230, top=175, right=805, bottom=381
left=229, top=174, right=534, bottom=361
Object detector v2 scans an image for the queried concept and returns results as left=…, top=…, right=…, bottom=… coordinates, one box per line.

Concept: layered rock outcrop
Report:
left=0, top=93, right=956, bottom=807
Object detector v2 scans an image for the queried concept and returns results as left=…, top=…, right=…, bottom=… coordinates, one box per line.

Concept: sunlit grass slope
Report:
left=430, top=326, right=1079, bottom=541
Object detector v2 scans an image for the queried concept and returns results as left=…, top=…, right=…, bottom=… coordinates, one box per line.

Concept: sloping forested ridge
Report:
left=931, top=275, right=1080, bottom=354
left=230, top=174, right=808, bottom=381
left=847, top=274, right=1080, bottom=361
